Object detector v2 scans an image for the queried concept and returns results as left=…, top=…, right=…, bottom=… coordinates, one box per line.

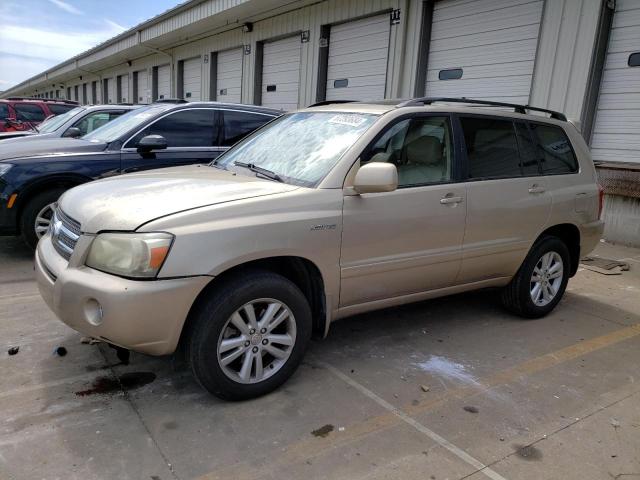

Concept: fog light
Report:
left=84, top=298, right=103, bottom=326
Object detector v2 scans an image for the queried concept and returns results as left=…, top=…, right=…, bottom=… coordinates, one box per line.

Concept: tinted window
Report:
left=439, top=68, right=463, bottom=80
left=515, top=122, right=539, bottom=176
left=14, top=104, right=46, bottom=122
left=629, top=52, right=640, bottom=67
left=0, top=104, right=8, bottom=120
left=461, top=117, right=521, bottom=179
left=221, top=110, right=272, bottom=147
left=530, top=123, right=578, bottom=174
left=49, top=104, right=75, bottom=115
left=363, top=116, right=453, bottom=186
left=127, top=108, right=216, bottom=147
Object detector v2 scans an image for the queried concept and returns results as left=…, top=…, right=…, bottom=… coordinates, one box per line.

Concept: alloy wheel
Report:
left=34, top=203, right=55, bottom=239
left=530, top=251, right=564, bottom=307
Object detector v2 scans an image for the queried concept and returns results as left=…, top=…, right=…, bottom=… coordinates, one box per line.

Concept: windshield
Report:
left=37, top=107, right=83, bottom=133
left=82, top=104, right=171, bottom=143
left=216, top=112, right=378, bottom=186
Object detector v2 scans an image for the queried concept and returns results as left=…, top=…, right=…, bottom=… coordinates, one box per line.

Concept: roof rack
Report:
left=308, top=100, right=356, bottom=108
left=397, top=97, right=567, bottom=121
left=4, top=96, right=78, bottom=105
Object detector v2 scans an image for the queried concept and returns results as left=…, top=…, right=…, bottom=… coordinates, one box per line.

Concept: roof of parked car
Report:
left=159, top=101, right=282, bottom=116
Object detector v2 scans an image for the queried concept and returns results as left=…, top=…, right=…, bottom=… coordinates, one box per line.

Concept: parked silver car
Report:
left=35, top=98, right=604, bottom=400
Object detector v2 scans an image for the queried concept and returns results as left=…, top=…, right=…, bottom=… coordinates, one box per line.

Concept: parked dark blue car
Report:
left=0, top=101, right=280, bottom=248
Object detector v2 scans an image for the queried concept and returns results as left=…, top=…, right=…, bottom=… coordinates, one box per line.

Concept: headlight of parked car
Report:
left=0, top=164, right=13, bottom=177
left=86, top=232, right=174, bottom=278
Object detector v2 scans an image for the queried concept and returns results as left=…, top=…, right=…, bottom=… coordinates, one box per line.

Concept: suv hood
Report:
left=0, top=138, right=105, bottom=161
left=59, top=165, right=299, bottom=233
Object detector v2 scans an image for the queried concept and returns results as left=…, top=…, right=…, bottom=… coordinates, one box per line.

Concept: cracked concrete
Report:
left=1, top=236, right=639, bottom=480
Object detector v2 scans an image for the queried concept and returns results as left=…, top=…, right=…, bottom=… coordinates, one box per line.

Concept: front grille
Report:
left=51, top=208, right=81, bottom=260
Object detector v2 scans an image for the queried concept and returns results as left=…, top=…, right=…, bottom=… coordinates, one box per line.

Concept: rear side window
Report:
left=530, top=123, right=578, bottom=174
left=221, top=110, right=273, bottom=147
left=14, top=104, right=46, bottom=122
left=126, top=108, right=216, bottom=147
left=461, top=117, right=521, bottom=179
left=0, top=104, right=8, bottom=120
left=49, top=104, right=75, bottom=115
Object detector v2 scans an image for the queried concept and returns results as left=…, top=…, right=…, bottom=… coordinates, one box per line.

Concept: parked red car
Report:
left=0, top=97, right=78, bottom=133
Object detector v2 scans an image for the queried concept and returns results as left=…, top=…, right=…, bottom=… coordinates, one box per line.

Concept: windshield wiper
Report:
left=233, top=161, right=283, bottom=182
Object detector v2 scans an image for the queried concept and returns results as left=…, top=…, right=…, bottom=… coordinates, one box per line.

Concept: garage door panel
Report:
left=136, top=72, right=148, bottom=103
left=182, top=57, right=201, bottom=101
left=591, top=113, right=640, bottom=135
left=120, top=75, right=129, bottom=103
left=612, top=7, right=640, bottom=28
left=426, top=77, right=532, bottom=98
left=431, top=2, right=543, bottom=40
left=217, top=48, right=242, bottom=103
left=596, top=93, right=640, bottom=110
left=157, top=65, right=170, bottom=99
left=326, top=14, right=390, bottom=101
left=261, top=36, right=301, bottom=111
left=426, top=61, right=533, bottom=81
left=430, top=24, right=540, bottom=52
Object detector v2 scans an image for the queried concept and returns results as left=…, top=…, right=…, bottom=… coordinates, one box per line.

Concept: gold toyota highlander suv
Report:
left=35, top=98, right=604, bottom=400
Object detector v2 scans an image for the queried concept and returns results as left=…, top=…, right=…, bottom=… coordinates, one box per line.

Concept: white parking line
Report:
left=320, top=361, right=510, bottom=480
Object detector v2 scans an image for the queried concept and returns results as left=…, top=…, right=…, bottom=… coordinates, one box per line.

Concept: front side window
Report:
left=126, top=109, right=217, bottom=148
left=221, top=110, right=274, bottom=147
left=14, top=104, right=46, bottom=122
left=362, top=116, right=453, bottom=186
left=216, top=112, right=378, bottom=186
left=83, top=104, right=172, bottom=143
left=73, top=111, right=123, bottom=136
left=37, top=107, right=83, bottom=133
left=461, top=117, right=521, bottom=179
left=530, top=123, right=578, bottom=174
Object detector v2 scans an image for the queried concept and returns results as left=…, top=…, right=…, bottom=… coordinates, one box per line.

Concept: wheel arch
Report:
left=177, top=255, right=328, bottom=359
left=535, top=223, right=581, bottom=277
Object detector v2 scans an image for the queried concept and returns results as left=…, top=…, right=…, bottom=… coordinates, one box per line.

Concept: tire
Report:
left=501, top=236, right=571, bottom=318
left=20, top=188, right=66, bottom=250
left=188, top=270, right=312, bottom=400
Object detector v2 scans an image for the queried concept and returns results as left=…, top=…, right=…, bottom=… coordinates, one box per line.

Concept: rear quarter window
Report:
left=530, top=123, right=578, bottom=174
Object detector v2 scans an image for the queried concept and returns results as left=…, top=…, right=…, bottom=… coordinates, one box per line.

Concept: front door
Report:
left=340, top=114, right=466, bottom=307
left=121, top=108, right=225, bottom=173
left=456, top=116, right=552, bottom=283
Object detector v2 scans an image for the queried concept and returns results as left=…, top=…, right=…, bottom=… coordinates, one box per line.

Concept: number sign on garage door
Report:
left=182, top=57, right=202, bottom=101
left=590, top=0, right=640, bottom=164
left=157, top=64, right=171, bottom=100
left=261, top=36, right=302, bottom=111
left=217, top=48, right=243, bottom=103
left=425, top=0, right=544, bottom=104
left=326, top=14, right=391, bottom=101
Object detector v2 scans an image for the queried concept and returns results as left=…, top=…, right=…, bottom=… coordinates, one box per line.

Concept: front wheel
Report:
left=20, top=188, right=66, bottom=250
left=501, top=236, right=570, bottom=318
left=188, top=270, right=312, bottom=400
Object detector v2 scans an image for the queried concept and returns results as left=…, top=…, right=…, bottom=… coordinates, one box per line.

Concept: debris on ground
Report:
left=7, top=346, right=19, bottom=356
left=80, top=336, right=101, bottom=345
left=421, top=385, right=430, bottom=392
left=311, top=424, right=334, bottom=438
left=610, top=418, right=621, bottom=429
left=580, top=257, right=630, bottom=275
left=54, top=346, right=67, bottom=357
left=463, top=406, right=479, bottom=414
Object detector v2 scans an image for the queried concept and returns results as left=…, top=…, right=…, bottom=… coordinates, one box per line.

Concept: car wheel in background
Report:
left=188, top=269, right=312, bottom=400
left=501, top=236, right=570, bottom=318
left=20, top=188, right=65, bottom=250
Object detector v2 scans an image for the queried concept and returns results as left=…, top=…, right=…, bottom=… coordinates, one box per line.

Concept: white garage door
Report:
left=326, top=14, right=391, bottom=101
left=182, top=57, right=201, bottom=101
left=591, top=0, right=640, bottom=164
left=217, top=48, right=243, bottom=103
left=119, top=74, right=129, bottom=103
left=157, top=64, right=171, bottom=100
left=107, top=78, right=115, bottom=103
left=261, top=36, right=301, bottom=111
left=425, top=0, right=544, bottom=104
left=136, top=71, right=149, bottom=104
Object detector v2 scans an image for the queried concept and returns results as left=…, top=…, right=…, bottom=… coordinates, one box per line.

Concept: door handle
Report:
left=528, top=185, right=546, bottom=194
left=440, top=195, right=463, bottom=205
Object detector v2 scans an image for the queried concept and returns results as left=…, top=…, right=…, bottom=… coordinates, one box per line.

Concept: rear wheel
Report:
left=501, top=236, right=570, bottom=318
left=188, top=270, right=312, bottom=400
left=20, top=188, right=65, bottom=250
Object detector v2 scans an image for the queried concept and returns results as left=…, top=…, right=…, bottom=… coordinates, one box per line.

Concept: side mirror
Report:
left=137, top=134, right=168, bottom=153
left=353, top=162, right=398, bottom=194
left=62, top=127, right=82, bottom=138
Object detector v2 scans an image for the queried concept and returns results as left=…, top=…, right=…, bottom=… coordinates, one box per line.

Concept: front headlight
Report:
left=86, top=232, right=174, bottom=278
left=0, top=164, right=13, bottom=177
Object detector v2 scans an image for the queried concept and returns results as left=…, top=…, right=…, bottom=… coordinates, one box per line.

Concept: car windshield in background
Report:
left=37, top=107, right=83, bottom=133
left=216, top=111, right=378, bottom=186
left=82, top=104, right=172, bottom=143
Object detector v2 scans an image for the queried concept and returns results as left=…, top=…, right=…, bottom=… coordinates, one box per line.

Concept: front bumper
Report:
left=35, top=233, right=210, bottom=355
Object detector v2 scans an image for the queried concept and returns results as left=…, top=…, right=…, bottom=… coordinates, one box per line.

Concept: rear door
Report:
left=120, top=108, right=223, bottom=173
left=456, top=115, right=551, bottom=284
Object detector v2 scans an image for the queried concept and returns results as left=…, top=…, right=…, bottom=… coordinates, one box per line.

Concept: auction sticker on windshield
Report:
left=328, top=114, right=368, bottom=127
